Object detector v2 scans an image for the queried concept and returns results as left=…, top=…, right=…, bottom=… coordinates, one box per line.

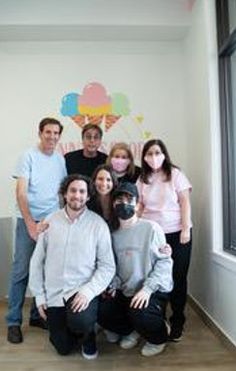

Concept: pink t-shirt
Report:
left=136, top=168, right=192, bottom=234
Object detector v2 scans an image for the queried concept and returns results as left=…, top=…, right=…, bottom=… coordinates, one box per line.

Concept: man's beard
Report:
left=67, top=200, right=86, bottom=212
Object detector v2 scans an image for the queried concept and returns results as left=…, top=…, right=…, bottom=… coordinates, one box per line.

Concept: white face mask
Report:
left=111, top=157, right=130, bottom=173
left=144, top=153, right=165, bottom=170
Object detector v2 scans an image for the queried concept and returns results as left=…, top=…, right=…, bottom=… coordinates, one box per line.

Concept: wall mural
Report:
left=59, top=82, right=153, bottom=160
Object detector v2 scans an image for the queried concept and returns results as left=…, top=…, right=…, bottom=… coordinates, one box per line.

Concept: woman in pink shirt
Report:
left=136, top=139, right=192, bottom=342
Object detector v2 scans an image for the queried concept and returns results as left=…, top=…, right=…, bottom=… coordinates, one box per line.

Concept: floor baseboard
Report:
left=188, top=295, right=236, bottom=354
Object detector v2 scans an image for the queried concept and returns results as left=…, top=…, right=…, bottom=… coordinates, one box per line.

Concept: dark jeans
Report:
left=47, top=295, right=98, bottom=355
left=166, top=230, right=192, bottom=328
left=98, top=290, right=168, bottom=345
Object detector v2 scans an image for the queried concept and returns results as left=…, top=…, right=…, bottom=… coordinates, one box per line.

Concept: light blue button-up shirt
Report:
left=29, top=207, right=115, bottom=307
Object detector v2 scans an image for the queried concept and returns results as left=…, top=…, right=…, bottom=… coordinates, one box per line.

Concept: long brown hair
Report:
left=140, top=139, right=178, bottom=183
left=90, top=164, right=118, bottom=197
left=89, top=165, right=118, bottom=227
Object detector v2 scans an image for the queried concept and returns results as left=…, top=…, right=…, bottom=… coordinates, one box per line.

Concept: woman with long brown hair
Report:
left=137, top=139, right=192, bottom=342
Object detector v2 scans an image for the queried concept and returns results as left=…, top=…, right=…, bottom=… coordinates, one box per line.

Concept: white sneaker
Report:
left=141, top=342, right=166, bottom=357
left=120, top=331, right=140, bottom=349
left=104, top=330, right=120, bottom=343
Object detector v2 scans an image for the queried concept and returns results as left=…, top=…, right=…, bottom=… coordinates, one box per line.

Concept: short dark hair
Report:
left=39, top=117, right=63, bottom=135
left=59, top=174, right=90, bottom=205
left=82, top=123, right=103, bottom=139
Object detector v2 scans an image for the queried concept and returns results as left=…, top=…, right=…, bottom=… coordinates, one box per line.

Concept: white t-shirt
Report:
left=136, top=168, right=192, bottom=234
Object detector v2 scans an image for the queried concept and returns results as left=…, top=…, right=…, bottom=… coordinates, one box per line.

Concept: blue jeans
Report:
left=6, top=218, right=40, bottom=326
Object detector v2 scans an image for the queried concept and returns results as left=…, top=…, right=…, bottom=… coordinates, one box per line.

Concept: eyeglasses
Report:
left=84, top=135, right=101, bottom=141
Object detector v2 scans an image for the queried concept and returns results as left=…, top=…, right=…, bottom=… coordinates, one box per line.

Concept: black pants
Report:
left=165, top=230, right=192, bottom=328
left=47, top=296, right=98, bottom=355
left=98, top=290, right=168, bottom=345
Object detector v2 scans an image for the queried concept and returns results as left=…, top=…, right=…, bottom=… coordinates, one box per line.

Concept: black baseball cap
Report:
left=113, top=182, right=139, bottom=200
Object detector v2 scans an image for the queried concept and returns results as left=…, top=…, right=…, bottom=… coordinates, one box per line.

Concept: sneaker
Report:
left=29, top=318, right=48, bottom=330
left=7, top=326, right=23, bottom=344
left=120, top=331, right=139, bottom=349
left=168, top=325, right=183, bottom=342
left=141, top=342, right=166, bottom=357
left=81, top=332, right=98, bottom=360
left=104, top=330, right=120, bottom=343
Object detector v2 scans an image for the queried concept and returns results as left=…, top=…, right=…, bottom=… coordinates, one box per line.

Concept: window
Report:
left=216, top=0, right=236, bottom=255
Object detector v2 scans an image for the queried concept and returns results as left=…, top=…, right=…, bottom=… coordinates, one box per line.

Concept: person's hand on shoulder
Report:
left=159, top=243, right=172, bottom=256
left=37, top=220, right=49, bottom=235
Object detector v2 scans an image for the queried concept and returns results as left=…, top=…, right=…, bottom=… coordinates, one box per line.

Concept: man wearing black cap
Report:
left=98, top=182, right=173, bottom=357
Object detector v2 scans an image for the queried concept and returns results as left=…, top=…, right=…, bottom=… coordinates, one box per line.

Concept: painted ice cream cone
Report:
left=79, top=82, right=112, bottom=118
left=87, top=115, right=104, bottom=126
left=105, top=114, right=121, bottom=131
left=71, top=115, right=86, bottom=128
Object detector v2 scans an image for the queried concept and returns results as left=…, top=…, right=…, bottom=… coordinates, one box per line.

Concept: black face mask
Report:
left=114, top=203, right=135, bottom=220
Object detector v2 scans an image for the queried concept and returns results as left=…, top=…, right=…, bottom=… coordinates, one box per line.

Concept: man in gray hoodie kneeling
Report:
left=98, top=182, right=173, bottom=357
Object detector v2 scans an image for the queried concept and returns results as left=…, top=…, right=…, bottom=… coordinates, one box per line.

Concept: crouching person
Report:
left=98, top=182, right=173, bottom=357
left=29, top=174, right=115, bottom=360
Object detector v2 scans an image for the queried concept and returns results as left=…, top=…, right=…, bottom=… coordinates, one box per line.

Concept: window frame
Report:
left=216, top=0, right=236, bottom=255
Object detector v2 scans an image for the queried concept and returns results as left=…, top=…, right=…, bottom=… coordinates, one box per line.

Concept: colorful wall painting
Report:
left=59, top=81, right=153, bottom=160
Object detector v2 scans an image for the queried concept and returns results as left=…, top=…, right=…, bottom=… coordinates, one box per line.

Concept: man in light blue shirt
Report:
left=6, top=117, right=67, bottom=344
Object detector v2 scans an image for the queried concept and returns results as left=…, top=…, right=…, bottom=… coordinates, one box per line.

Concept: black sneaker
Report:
left=29, top=318, right=48, bottom=330
left=7, top=325, right=23, bottom=344
left=81, top=332, right=98, bottom=360
left=168, top=325, right=183, bottom=342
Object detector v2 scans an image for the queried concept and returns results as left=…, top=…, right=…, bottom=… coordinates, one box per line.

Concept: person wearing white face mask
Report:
left=136, top=139, right=192, bottom=343
left=106, top=143, right=140, bottom=183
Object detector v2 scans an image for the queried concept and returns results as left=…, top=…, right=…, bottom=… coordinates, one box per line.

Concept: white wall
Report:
left=0, top=40, right=187, bottom=218
left=185, top=0, right=236, bottom=346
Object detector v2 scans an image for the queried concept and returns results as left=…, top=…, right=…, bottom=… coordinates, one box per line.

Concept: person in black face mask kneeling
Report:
left=98, top=182, right=173, bottom=357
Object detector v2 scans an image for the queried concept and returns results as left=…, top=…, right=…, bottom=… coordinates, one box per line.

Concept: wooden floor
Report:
left=0, top=300, right=236, bottom=371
